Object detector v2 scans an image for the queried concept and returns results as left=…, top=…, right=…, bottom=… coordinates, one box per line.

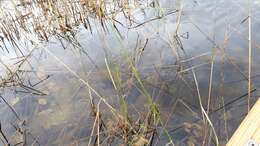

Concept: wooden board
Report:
left=227, top=99, right=260, bottom=146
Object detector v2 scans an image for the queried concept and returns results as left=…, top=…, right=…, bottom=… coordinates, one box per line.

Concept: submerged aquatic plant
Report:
left=0, top=0, right=258, bottom=146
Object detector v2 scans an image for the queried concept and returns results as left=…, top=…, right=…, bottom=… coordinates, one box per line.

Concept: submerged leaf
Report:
left=11, top=97, right=20, bottom=106
left=38, top=98, right=47, bottom=105
left=133, top=135, right=149, bottom=146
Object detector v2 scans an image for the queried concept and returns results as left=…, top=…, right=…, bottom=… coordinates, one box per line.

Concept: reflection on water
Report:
left=1, top=0, right=260, bottom=145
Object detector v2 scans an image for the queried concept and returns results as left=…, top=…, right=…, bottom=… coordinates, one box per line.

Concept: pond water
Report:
left=1, top=0, right=260, bottom=145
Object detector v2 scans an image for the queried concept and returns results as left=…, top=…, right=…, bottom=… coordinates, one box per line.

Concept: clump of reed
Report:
left=0, top=0, right=141, bottom=46
left=0, top=1, right=170, bottom=145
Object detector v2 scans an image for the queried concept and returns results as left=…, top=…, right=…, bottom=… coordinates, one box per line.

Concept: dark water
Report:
left=1, top=0, right=260, bottom=145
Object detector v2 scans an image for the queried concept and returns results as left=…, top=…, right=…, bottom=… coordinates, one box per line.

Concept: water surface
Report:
left=1, top=0, right=260, bottom=145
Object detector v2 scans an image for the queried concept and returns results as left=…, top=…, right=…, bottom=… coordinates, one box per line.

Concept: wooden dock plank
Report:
left=227, top=99, right=260, bottom=146
left=251, top=124, right=260, bottom=142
